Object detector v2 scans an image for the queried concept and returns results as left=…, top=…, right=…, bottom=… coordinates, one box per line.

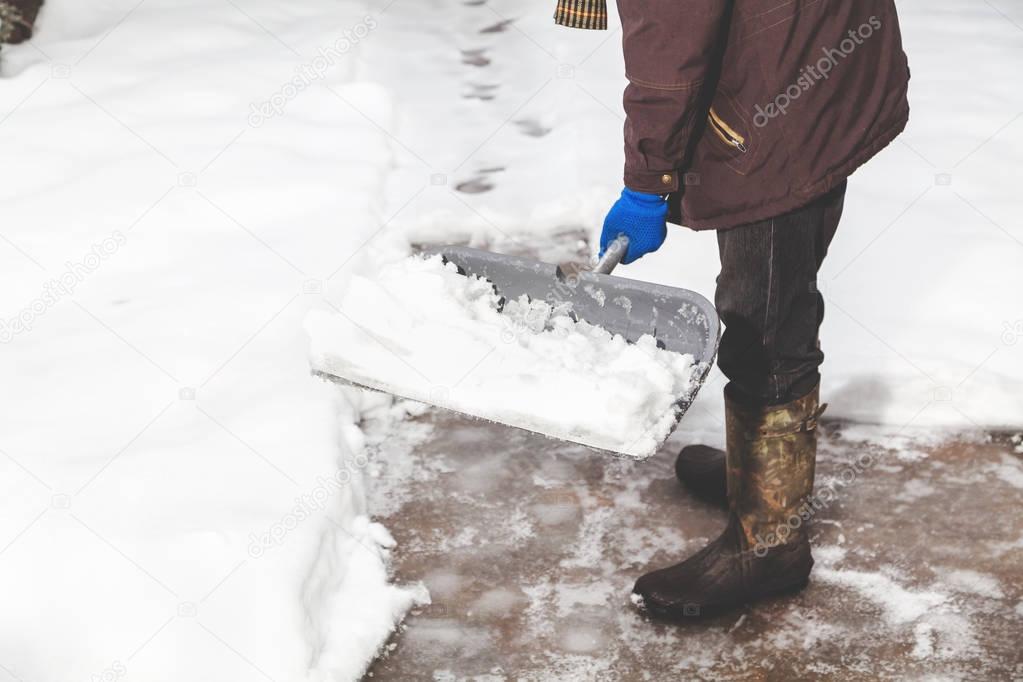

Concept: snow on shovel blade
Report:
left=434, top=245, right=719, bottom=361
left=310, top=243, right=719, bottom=459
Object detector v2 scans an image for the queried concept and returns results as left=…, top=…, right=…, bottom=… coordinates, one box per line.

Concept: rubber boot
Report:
left=633, top=384, right=826, bottom=620
left=674, top=444, right=727, bottom=508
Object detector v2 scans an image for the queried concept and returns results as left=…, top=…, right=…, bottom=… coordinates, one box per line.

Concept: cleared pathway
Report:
left=365, top=408, right=1023, bottom=680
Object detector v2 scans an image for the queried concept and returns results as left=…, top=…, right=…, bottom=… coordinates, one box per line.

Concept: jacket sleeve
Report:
left=616, top=0, right=729, bottom=194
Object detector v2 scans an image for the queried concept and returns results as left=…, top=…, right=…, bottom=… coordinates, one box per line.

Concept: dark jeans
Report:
left=715, top=181, right=847, bottom=407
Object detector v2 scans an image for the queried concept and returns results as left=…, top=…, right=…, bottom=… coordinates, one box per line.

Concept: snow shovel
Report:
left=313, top=236, right=719, bottom=458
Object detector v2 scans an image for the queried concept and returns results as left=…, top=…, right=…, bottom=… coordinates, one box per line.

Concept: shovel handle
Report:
left=594, top=235, right=629, bottom=275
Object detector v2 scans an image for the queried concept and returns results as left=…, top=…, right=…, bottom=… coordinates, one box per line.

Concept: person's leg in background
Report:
left=633, top=181, right=847, bottom=618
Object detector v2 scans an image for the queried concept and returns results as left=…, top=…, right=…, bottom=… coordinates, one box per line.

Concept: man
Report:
left=556, top=0, right=910, bottom=618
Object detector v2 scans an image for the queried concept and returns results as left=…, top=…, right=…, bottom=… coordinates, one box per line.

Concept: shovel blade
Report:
left=315, top=246, right=720, bottom=458
left=432, top=246, right=719, bottom=364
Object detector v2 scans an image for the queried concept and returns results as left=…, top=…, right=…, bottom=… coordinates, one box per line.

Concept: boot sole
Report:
left=637, top=576, right=811, bottom=623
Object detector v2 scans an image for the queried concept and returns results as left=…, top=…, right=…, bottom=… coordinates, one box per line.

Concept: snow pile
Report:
left=307, top=255, right=699, bottom=459
left=0, top=1, right=426, bottom=680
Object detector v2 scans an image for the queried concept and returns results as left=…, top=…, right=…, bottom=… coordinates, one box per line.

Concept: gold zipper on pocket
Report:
left=708, top=107, right=748, bottom=154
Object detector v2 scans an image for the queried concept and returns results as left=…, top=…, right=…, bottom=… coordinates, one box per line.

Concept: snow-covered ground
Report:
left=1, top=0, right=1021, bottom=680
left=338, top=0, right=1023, bottom=447
left=0, top=1, right=429, bottom=680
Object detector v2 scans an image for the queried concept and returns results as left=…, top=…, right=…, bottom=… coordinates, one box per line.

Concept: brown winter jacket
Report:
left=557, top=0, right=911, bottom=230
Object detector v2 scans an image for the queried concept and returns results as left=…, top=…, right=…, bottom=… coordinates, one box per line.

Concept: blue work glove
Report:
left=599, top=188, right=669, bottom=265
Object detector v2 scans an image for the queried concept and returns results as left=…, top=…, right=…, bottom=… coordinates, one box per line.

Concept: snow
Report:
left=2, top=0, right=1020, bottom=678
left=813, top=547, right=991, bottom=663
left=986, top=454, right=1023, bottom=490
left=814, top=566, right=948, bottom=625
left=896, top=478, right=938, bottom=502
left=911, top=622, right=937, bottom=660
left=307, top=255, right=700, bottom=459
left=338, top=0, right=1022, bottom=452
left=942, top=569, right=1004, bottom=599
left=0, top=1, right=427, bottom=680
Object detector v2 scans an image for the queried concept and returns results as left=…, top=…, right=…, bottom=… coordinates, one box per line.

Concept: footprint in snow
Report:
left=463, top=82, right=499, bottom=101
left=480, top=18, right=514, bottom=34
left=455, top=167, right=502, bottom=194
left=461, top=48, right=491, bottom=67
left=515, top=118, right=552, bottom=137
left=454, top=177, right=494, bottom=194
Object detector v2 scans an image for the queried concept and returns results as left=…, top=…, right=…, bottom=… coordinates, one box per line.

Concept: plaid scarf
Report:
left=553, top=0, right=607, bottom=30
left=0, top=0, right=43, bottom=44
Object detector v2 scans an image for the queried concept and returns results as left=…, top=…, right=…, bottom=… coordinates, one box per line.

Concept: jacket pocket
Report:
left=704, top=92, right=757, bottom=175
left=709, top=107, right=747, bottom=154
